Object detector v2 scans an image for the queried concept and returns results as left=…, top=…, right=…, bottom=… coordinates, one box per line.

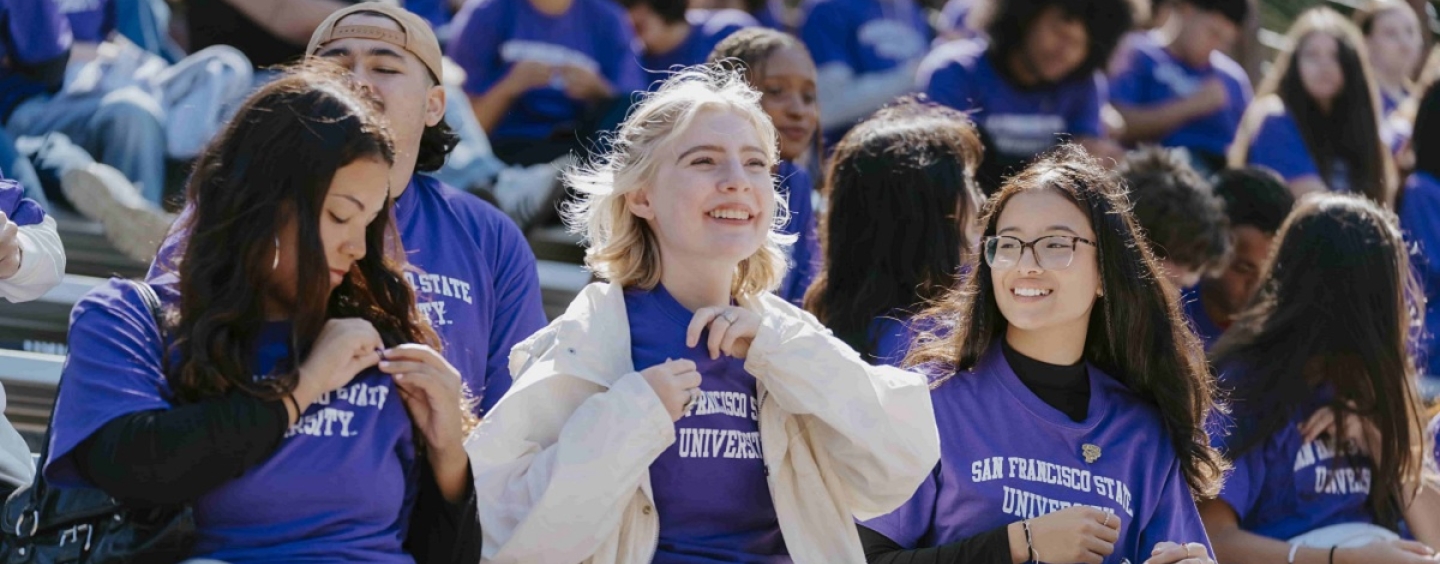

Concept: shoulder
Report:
left=692, top=8, right=759, bottom=32
left=581, top=0, right=634, bottom=26
left=69, top=278, right=172, bottom=338
left=1210, top=51, right=1250, bottom=86
left=413, top=176, right=532, bottom=254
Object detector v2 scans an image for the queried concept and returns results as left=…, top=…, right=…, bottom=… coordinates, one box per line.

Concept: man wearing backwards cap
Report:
left=309, top=4, right=549, bottom=416
left=151, top=3, right=549, bottom=418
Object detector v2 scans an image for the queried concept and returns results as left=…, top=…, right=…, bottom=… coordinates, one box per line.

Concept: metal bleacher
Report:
left=0, top=215, right=591, bottom=448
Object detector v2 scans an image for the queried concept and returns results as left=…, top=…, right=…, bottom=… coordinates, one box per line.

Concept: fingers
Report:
left=1395, top=539, right=1437, bottom=556
left=719, top=314, right=759, bottom=359
left=686, top=308, right=723, bottom=348
left=706, top=312, right=731, bottom=360
left=1301, top=408, right=1335, bottom=444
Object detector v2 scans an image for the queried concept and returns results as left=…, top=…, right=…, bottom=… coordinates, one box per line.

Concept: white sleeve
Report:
left=816, top=61, right=922, bottom=131
left=0, top=216, right=65, bottom=303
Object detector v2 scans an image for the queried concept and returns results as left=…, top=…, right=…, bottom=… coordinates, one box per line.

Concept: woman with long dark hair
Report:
left=804, top=97, right=984, bottom=366
left=1401, top=79, right=1440, bottom=376
left=41, top=64, right=478, bottom=562
left=709, top=27, right=823, bottom=305
left=861, top=145, right=1223, bottom=564
left=1200, top=194, right=1440, bottom=563
left=1228, top=7, right=1395, bottom=205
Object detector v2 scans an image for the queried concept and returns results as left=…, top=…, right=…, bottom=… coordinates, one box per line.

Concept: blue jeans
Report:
left=5, top=87, right=166, bottom=204
left=0, top=129, right=47, bottom=208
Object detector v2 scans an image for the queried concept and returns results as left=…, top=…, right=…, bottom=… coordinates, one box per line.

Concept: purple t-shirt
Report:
left=45, top=277, right=419, bottom=563
left=863, top=343, right=1212, bottom=559
left=0, top=0, right=72, bottom=119
left=449, top=0, right=644, bottom=142
left=625, top=284, right=789, bottom=563
left=1181, top=285, right=1224, bottom=351
left=1245, top=109, right=1353, bottom=193
left=799, top=0, right=930, bottom=75
left=1215, top=388, right=1378, bottom=540
left=643, top=9, right=756, bottom=87
left=405, top=0, right=453, bottom=28
left=1109, top=34, right=1252, bottom=159
left=149, top=175, right=547, bottom=414
left=919, top=40, right=1105, bottom=168
left=56, top=0, right=114, bottom=43
left=776, top=160, right=818, bottom=306
left=0, top=177, right=45, bottom=226
left=1401, top=172, right=1440, bottom=376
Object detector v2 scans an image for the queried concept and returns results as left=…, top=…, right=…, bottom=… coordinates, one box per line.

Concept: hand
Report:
left=1188, top=78, right=1229, bottom=116
left=1018, top=506, right=1121, bottom=564
left=1300, top=404, right=1383, bottom=461
left=1144, top=541, right=1214, bottom=564
left=558, top=64, right=612, bottom=101
left=296, top=318, right=384, bottom=406
left=641, top=358, right=702, bottom=422
left=1339, top=539, right=1440, bottom=564
left=504, top=60, right=554, bottom=93
left=0, top=211, right=20, bottom=280
left=686, top=306, right=762, bottom=360
left=378, top=344, right=468, bottom=456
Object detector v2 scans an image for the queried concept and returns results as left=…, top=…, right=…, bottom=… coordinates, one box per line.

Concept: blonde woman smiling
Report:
left=465, top=67, right=940, bottom=563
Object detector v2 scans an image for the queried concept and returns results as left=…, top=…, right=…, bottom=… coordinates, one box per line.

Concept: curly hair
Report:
left=1119, top=146, right=1231, bottom=274
left=971, top=0, right=1141, bottom=81
left=907, top=145, right=1227, bottom=498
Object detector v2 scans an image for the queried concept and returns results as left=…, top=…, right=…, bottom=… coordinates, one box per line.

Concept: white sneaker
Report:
left=490, top=156, right=572, bottom=232
left=61, top=163, right=177, bottom=264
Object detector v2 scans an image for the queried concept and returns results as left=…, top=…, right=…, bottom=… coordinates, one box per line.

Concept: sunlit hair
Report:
left=1229, top=7, right=1396, bottom=206
left=906, top=145, right=1226, bottom=497
left=1213, top=193, right=1427, bottom=530
left=563, top=65, right=792, bottom=299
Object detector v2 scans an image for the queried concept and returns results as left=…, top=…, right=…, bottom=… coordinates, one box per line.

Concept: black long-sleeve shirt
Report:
left=860, top=340, right=1090, bottom=564
left=71, top=391, right=480, bottom=563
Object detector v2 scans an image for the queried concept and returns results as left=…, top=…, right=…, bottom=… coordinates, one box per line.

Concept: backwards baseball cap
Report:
left=307, top=3, right=444, bottom=83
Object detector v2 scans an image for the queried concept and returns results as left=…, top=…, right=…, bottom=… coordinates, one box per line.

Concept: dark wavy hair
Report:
left=1212, top=193, right=1425, bottom=530
left=804, top=97, right=984, bottom=358
left=971, top=0, right=1140, bottom=82
left=1231, top=7, right=1395, bottom=206
left=1119, top=146, right=1231, bottom=273
left=169, top=63, right=438, bottom=404
left=1411, top=78, right=1440, bottom=183
left=906, top=145, right=1226, bottom=497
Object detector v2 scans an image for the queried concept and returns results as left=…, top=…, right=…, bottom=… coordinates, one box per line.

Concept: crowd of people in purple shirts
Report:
left=3, top=0, right=1440, bottom=562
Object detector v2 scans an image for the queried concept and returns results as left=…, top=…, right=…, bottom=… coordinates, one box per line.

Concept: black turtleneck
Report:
left=859, top=340, right=1093, bottom=563
left=1001, top=339, right=1090, bottom=422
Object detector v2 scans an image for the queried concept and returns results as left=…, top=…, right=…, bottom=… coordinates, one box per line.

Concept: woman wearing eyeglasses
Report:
left=860, top=145, right=1225, bottom=564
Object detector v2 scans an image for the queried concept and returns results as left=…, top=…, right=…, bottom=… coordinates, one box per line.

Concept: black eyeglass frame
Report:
left=982, top=235, right=1098, bottom=270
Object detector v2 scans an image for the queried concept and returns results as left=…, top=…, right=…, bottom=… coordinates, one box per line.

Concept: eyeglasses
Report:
left=983, top=235, right=1097, bottom=271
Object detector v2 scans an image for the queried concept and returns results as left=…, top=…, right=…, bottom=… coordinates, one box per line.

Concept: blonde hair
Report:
left=563, top=65, right=793, bottom=299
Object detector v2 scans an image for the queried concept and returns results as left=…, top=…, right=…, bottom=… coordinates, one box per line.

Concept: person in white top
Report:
left=465, top=65, right=940, bottom=563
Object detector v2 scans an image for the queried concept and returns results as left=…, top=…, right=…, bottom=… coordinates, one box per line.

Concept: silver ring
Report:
left=684, top=388, right=702, bottom=412
left=721, top=310, right=737, bottom=324
left=1102, top=513, right=1110, bottom=527
left=1185, top=545, right=1193, bottom=558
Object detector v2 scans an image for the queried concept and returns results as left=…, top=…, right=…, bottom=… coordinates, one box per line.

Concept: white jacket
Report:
left=466, top=282, right=940, bottom=563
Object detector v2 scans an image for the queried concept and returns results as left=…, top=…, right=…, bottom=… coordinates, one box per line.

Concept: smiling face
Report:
left=625, top=107, right=777, bottom=271
left=268, top=157, right=392, bottom=312
left=991, top=188, right=1102, bottom=340
left=755, top=45, right=819, bottom=161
